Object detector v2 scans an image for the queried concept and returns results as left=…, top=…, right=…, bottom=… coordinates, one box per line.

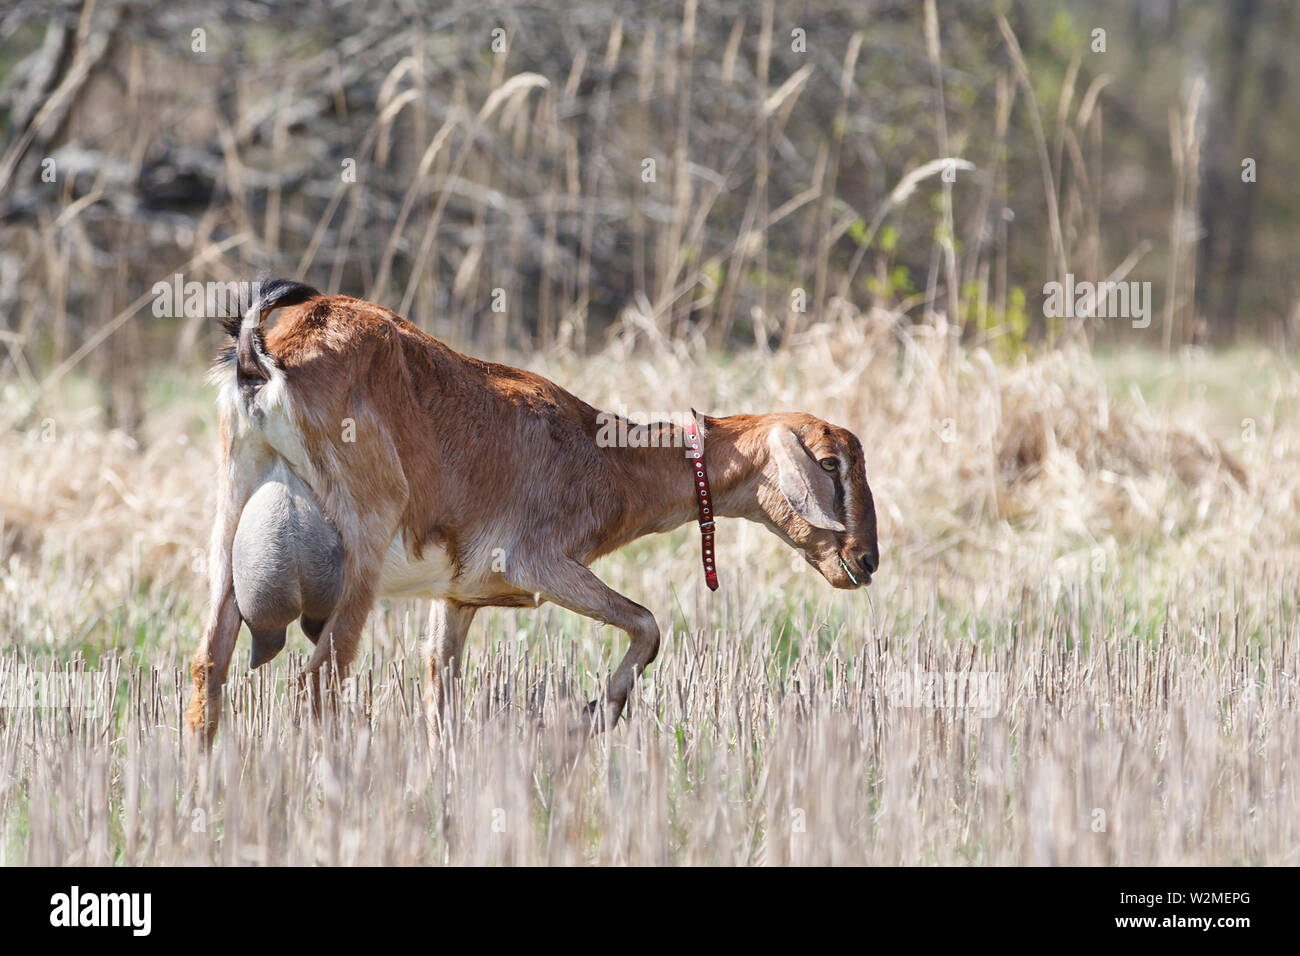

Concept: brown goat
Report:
left=186, top=281, right=878, bottom=745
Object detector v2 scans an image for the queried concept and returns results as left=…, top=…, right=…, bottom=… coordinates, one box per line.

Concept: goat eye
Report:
left=819, top=457, right=838, bottom=472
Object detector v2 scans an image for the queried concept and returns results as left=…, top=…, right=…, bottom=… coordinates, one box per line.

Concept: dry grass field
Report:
left=2, top=0, right=1298, bottom=872
left=2, top=308, right=1296, bottom=865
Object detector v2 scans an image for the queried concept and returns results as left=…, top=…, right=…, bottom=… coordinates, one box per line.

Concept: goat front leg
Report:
left=523, top=560, right=660, bottom=732
left=422, top=601, right=478, bottom=733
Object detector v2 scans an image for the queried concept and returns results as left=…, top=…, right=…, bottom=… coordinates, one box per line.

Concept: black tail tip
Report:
left=218, top=279, right=323, bottom=339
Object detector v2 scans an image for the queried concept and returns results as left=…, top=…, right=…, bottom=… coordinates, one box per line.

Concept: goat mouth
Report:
left=839, top=556, right=869, bottom=588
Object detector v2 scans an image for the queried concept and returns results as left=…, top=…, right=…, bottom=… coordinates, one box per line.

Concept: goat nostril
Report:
left=860, top=552, right=879, bottom=575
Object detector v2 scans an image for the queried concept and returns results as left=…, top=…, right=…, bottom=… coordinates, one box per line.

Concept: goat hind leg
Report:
left=186, top=431, right=266, bottom=749
left=186, top=587, right=242, bottom=749
left=296, top=578, right=377, bottom=720
left=295, top=511, right=394, bottom=719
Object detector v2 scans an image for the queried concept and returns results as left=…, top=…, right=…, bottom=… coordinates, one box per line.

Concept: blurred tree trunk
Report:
left=1196, top=0, right=1260, bottom=341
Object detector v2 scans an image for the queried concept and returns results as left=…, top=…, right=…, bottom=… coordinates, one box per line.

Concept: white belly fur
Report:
left=377, top=534, right=457, bottom=599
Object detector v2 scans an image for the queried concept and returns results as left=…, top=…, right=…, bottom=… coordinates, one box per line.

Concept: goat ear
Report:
left=767, top=428, right=846, bottom=532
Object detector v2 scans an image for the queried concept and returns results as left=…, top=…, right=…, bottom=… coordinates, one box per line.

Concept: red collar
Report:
left=685, top=418, right=719, bottom=591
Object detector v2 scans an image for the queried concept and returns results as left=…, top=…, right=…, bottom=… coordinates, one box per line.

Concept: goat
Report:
left=231, top=464, right=343, bottom=668
left=186, top=280, right=879, bottom=746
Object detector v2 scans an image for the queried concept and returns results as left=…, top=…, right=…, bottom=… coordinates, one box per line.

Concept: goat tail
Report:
left=225, top=278, right=321, bottom=387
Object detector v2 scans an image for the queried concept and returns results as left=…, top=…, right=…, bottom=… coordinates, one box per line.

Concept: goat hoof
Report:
left=579, top=698, right=627, bottom=733
left=568, top=699, right=604, bottom=736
